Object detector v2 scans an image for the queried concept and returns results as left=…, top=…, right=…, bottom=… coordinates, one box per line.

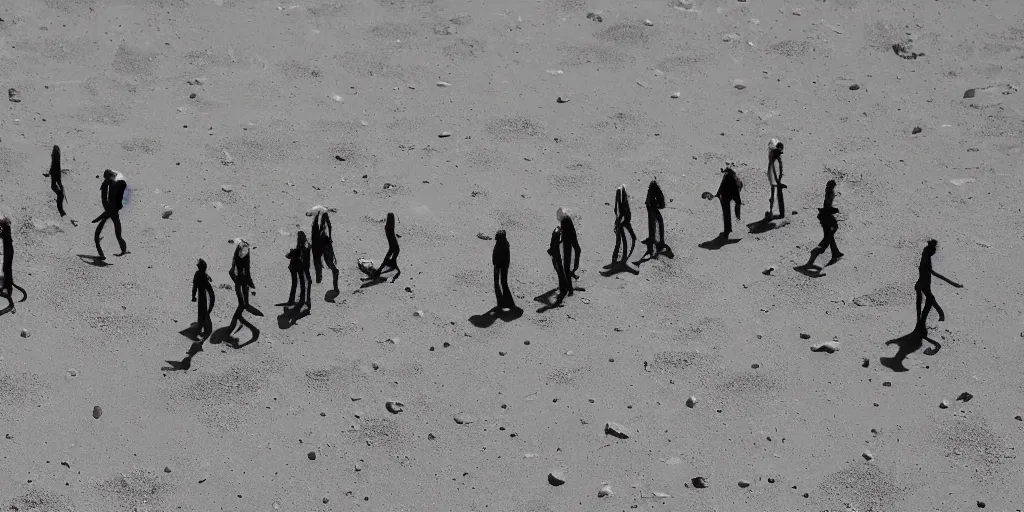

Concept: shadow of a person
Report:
left=880, top=323, right=940, bottom=372
left=601, top=260, right=640, bottom=276
left=698, top=235, right=741, bottom=251
left=77, top=254, right=112, bottom=267
left=534, top=288, right=566, bottom=313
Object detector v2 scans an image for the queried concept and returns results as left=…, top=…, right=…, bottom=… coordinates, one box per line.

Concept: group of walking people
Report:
left=0, top=140, right=964, bottom=371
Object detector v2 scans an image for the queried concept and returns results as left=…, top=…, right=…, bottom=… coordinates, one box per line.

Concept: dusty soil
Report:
left=2, top=0, right=1023, bottom=510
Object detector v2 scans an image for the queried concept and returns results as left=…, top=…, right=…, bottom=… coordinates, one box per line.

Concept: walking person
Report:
left=707, top=167, right=742, bottom=238
left=286, top=231, right=312, bottom=310
left=0, top=216, right=28, bottom=314
left=610, top=185, right=637, bottom=265
left=307, top=205, right=339, bottom=292
left=557, top=208, right=581, bottom=296
left=91, top=169, right=129, bottom=260
left=639, top=180, right=670, bottom=259
left=191, top=258, right=215, bottom=339
left=548, top=226, right=569, bottom=298
left=796, top=180, right=843, bottom=270
left=492, top=230, right=517, bottom=310
left=227, top=238, right=262, bottom=336
left=767, top=139, right=786, bottom=219
left=363, top=212, right=401, bottom=283
left=915, top=239, right=963, bottom=328
left=46, top=145, right=68, bottom=218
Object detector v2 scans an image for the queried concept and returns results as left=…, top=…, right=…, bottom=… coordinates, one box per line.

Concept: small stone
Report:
left=476, top=232, right=493, bottom=240
left=751, top=363, right=760, bottom=369
left=691, top=477, right=707, bottom=489
left=956, top=392, right=974, bottom=402
left=604, top=421, right=630, bottom=439
left=385, top=401, right=404, bottom=414
left=762, top=266, right=775, bottom=275
left=598, top=484, right=613, bottom=497
left=799, top=333, right=811, bottom=339
left=20, top=329, right=30, bottom=338
left=66, top=368, right=78, bottom=377
left=454, top=412, right=476, bottom=425
left=307, top=451, right=316, bottom=461
left=92, top=406, right=103, bottom=419
left=977, top=501, right=985, bottom=508
left=912, top=126, right=922, bottom=135
left=652, top=491, right=671, bottom=498
left=670, top=91, right=681, bottom=98
left=882, top=381, right=892, bottom=387
left=723, top=33, right=740, bottom=42
left=686, top=396, right=698, bottom=408
left=810, top=341, right=840, bottom=353
left=323, top=497, right=329, bottom=504
left=849, top=84, right=861, bottom=91
left=963, top=88, right=976, bottom=99
left=767, top=477, right=775, bottom=483
left=547, top=470, right=566, bottom=486
left=436, top=81, right=451, bottom=87
left=862, top=451, right=874, bottom=461
left=565, top=350, right=573, bottom=356
left=8, top=88, right=21, bottom=102
left=221, top=184, right=233, bottom=192
left=939, top=400, right=949, bottom=409
left=738, top=480, right=750, bottom=488
left=498, top=351, right=506, bottom=356
left=732, top=79, right=746, bottom=90
left=556, top=96, right=569, bottom=103
left=438, top=131, right=451, bottom=138
left=862, top=358, right=870, bottom=368
left=1015, top=415, right=1022, bottom=421
left=164, top=466, right=171, bottom=473
left=161, top=206, right=173, bottom=219
left=643, top=19, right=653, bottom=26
left=414, top=310, right=424, bottom=317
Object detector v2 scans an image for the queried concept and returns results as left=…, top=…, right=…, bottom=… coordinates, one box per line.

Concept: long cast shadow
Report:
left=747, top=217, right=790, bottom=234
left=277, top=304, right=310, bottom=329
left=698, top=236, right=741, bottom=250
left=880, top=325, right=942, bottom=372
left=469, top=305, right=524, bottom=328
left=600, top=261, right=640, bottom=277
left=77, top=254, right=111, bottom=267
left=534, top=288, right=566, bottom=313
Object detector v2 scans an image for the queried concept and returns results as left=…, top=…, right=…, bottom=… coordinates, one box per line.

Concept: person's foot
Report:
left=96, top=254, right=106, bottom=261
left=832, top=252, right=844, bottom=260
left=938, top=314, right=945, bottom=322
left=115, top=250, right=130, bottom=257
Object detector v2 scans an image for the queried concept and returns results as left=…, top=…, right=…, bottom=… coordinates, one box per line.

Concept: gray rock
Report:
left=454, top=412, right=476, bottom=425
left=604, top=421, right=630, bottom=439
left=385, top=401, right=404, bottom=414
left=92, top=406, right=103, bottom=419
left=547, top=470, right=566, bottom=486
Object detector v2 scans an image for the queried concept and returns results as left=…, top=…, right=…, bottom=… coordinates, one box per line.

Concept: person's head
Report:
left=925, top=239, right=938, bottom=255
left=495, top=229, right=506, bottom=241
left=0, top=216, right=10, bottom=237
left=775, top=142, right=784, bottom=153
left=556, top=207, right=570, bottom=222
left=197, top=258, right=207, bottom=271
left=826, top=179, right=836, bottom=190
left=722, top=166, right=735, bottom=175
left=385, top=212, right=396, bottom=227
left=52, top=145, right=60, bottom=158
left=103, top=169, right=116, bottom=180
left=297, top=230, right=308, bottom=246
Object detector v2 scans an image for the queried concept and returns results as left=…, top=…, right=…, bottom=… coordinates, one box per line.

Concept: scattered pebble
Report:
left=547, top=470, right=566, bottom=486
left=939, top=400, right=949, bottom=409
left=556, top=96, right=569, bottom=103
left=977, top=501, right=986, bottom=508
left=956, top=392, right=974, bottom=402
left=598, top=484, right=613, bottom=497
left=221, top=184, right=233, bottom=192
left=8, top=88, right=21, bottom=102
left=438, top=131, right=451, bottom=138
left=732, top=79, right=746, bottom=90
left=963, top=88, right=976, bottom=99
left=862, top=451, right=874, bottom=461
left=585, top=11, right=603, bottom=22
left=862, top=358, right=870, bottom=368
left=644, top=19, right=653, bottom=26
left=652, top=491, right=671, bottom=498
left=604, top=421, right=630, bottom=439
left=949, top=178, right=976, bottom=186
left=164, top=466, right=171, bottom=473
left=751, top=363, right=760, bottom=369
left=686, top=396, right=698, bottom=408
left=161, top=206, right=173, bottom=219
left=738, top=480, right=751, bottom=488
left=454, top=412, right=476, bottom=425
left=436, top=81, right=451, bottom=87
left=1015, top=415, right=1022, bottom=421
left=762, top=266, right=775, bottom=275
left=20, top=329, right=30, bottom=338
left=66, top=368, right=78, bottom=378
left=92, top=406, right=103, bottom=419
left=799, top=333, right=811, bottom=339
left=476, top=232, right=493, bottom=240
left=385, top=401, right=404, bottom=414
left=413, top=310, right=424, bottom=317
left=691, top=477, right=707, bottom=489
left=849, top=84, right=861, bottom=91
left=912, top=126, right=922, bottom=135
left=221, top=150, right=234, bottom=165
left=307, top=451, right=316, bottom=461
left=670, top=91, right=681, bottom=98
left=810, top=341, right=840, bottom=353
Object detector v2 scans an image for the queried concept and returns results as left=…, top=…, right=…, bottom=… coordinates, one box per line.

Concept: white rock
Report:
left=385, top=401, right=404, bottom=414
left=686, top=396, right=698, bottom=408
left=437, top=81, right=451, bottom=87
left=20, top=329, right=30, bottom=338
left=670, top=91, right=681, bottom=98
left=414, top=310, right=425, bottom=317
left=598, top=484, right=613, bottom=497
left=454, top=412, right=476, bottom=425
left=862, top=451, right=874, bottom=461
left=810, top=341, right=840, bottom=353
left=161, top=206, right=173, bottom=219
left=644, top=19, right=653, bottom=26
left=221, top=184, right=233, bottom=192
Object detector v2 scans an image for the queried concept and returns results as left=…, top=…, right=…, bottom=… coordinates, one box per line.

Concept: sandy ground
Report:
left=2, top=0, right=1024, bottom=510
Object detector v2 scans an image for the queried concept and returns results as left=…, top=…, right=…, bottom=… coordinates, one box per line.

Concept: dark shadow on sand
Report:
left=698, top=236, right=741, bottom=250
left=600, top=260, right=640, bottom=277
left=469, top=305, right=524, bottom=328
left=747, top=217, right=790, bottom=234
left=77, top=254, right=111, bottom=267
left=325, top=289, right=340, bottom=302
left=880, top=326, right=942, bottom=372
left=793, top=265, right=826, bottom=278
left=277, top=304, right=310, bottom=329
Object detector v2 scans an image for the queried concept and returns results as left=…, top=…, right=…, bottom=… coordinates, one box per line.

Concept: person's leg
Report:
left=926, top=290, right=944, bottom=321
left=288, top=269, right=298, bottom=304
left=612, top=222, right=624, bottom=263
left=623, top=222, right=637, bottom=258
left=325, top=243, right=339, bottom=290
left=111, top=213, right=127, bottom=254
left=52, top=182, right=66, bottom=217
left=828, top=227, right=842, bottom=259
left=719, top=198, right=731, bottom=235
left=1, top=287, right=12, bottom=312
left=500, top=265, right=514, bottom=307
left=655, top=210, right=665, bottom=249
left=493, top=265, right=502, bottom=306
left=768, top=185, right=776, bottom=216
left=312, top=245, right=323, bottom=283
left=915, top=288, right=924, bottom=323
left=229, top=283, right=244, bottom=330
left=553, top=256, right=567, bottom=293
left=93, top=215, right=109, bottom=257
left=645, top=208, right=656, bottom=254
left=303, top=268, right=312, bottom=306
left=776, top=185, right=785, bottom=218
left=299, top=269, right=308, bottom=308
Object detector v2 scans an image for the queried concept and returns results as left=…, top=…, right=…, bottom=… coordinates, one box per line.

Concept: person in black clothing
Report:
left=611, top=185, right=637, bottom=265
left=45, top=145, right=67, bottom=218
left=915, top=239, right=963, bottom=328
left=797, top=180, right=843, bottom=269
left=227, top=238, right=262, bottom=334
left=711, top=167, right=742, bottom=237
left=548, top=226, right=569, bottom=296
left=1, top=216, right=28, bottom=314
left=307, top=205, right=339, bottom=292
left=492, top=230, right=516, bottom=309
left=91, top=169, right=129, bottom=260
left=767, top=139, right=786, bottom=219
left=557, top=208, right=581, bottom=295
left=191, top=258, right=215, bottom=338
left=286, top=231, right=312, bottom=309
left=364, top=212, right=401, bottom=283
left=640, top=180, right=670, bottom=258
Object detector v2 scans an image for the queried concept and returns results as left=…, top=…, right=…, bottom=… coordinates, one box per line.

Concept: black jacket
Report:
left=492, top=237, right=510, bottom=268
left=101, top=179, right=127, bottom=213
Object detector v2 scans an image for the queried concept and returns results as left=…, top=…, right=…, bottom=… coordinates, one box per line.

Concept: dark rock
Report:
left=799, top=333, right=811, bottom=339
left=307, top=451, right=317, bottom=460
left=956, top=392, right=974, bottom=402
left=691, top=476, right=707, bottom=488
left=604, top=421, right=630, bottom=439
left=849, top=84, right=860, bottom=91
left=548, top=470, right=566, bottom=486
left=963, top=88, right=976, bottom=99
left=92, top=406, right=103, bottom=419
left=912, top=126, right=922, bottom=134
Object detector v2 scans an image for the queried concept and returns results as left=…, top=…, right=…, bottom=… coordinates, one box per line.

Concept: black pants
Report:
left=719, top=197, right=733, bottom=234
left=494, top=265, right=514, bottom=308
left=551, top=253, right=568, bottom=292
left=288, top=268, right=308, bottom=305
left=94, top=211, right=126, bottom=256
left=313, top=241, right=339, bottom=288
left=196, top=295, right=212, bottom=336
left=646, top=206, right=664, bottom=251
left=51, top=181, right=66, bottom=217
left=771, top=184, right=786, bottom=217
left=613, top=220, right=636, bottom=261
left=916, top=284, right=944, bottom=326
left=813, top=224, right=840, bottom=258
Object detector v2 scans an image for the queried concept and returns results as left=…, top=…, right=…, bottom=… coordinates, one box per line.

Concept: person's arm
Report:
left=932, top=271, right=963, bottom=288
left=571, top=233, right=581, bottom=271
left=100, top=182, right=110, bottom=210
left=206, top=281, right=216, bottom=312
left=192, top=274, right=198, bottom=301
left=776, top=158, right=783, bottom=183
left=324, top=215, right=333, bottom=239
